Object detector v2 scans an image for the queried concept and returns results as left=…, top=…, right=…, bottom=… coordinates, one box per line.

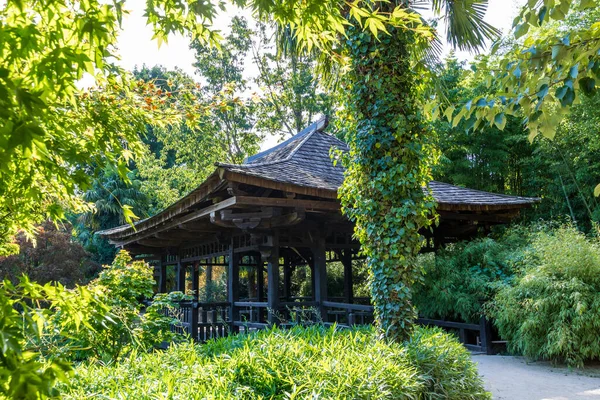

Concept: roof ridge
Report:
left=217, top=116, right=329, bottom=169
left=217, top=130, right=317, bottom=168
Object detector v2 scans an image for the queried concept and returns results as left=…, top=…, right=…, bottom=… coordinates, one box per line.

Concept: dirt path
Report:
left=473, top=355, right=600, bottom=400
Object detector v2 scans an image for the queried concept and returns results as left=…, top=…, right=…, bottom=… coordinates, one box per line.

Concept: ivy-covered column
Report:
left=338, top=25, right=437, bottom=341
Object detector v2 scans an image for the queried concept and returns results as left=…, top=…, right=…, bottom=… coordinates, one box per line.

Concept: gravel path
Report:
left=473, top=355, right=600, bottom=400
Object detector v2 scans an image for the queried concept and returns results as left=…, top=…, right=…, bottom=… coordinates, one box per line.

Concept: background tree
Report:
left=0, top=1, right=180, bottom=255
left=132, top=65, right=227, bottom=211
left=0, top=221, right=97, bottom=286
left=433, top=53, right=600, bottom=230
left=191, top=16, right=262, bottom=165
left=252, top=23, right=335, bottom=139
left=439, top=1, right=600, bottom=196
left=73, top=166, right=151, bottom=265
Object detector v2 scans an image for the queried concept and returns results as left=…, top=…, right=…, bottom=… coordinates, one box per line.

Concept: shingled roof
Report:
left=98, top=117, right=539, bottom=239
left=218, top=117, right=538, bottom=208
left=217, top=118, right=346, bottom=191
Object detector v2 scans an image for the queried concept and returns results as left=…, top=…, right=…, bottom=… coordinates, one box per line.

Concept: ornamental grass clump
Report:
left=63, top=325, right=489, bottom=399
left=490, top=224, right=600, bottom=367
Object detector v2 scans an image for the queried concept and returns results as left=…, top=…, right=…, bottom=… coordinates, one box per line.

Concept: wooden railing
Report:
left=322, top=300, right=375, bottom=326
left=161, top=299, right=493, bottom=353
left=162, top=301, right=231, bottom=342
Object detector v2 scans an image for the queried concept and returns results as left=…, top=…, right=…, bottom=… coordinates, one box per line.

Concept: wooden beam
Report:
left=115, top=196, right=339, bottom=248
left=113, top=196, right=237, bottom=246
left=221, top=170, right=338, bottom=200
left=437, top=210, right=519, bottom=223
left=234, top=196, right=340, bottom=212
left=137, top=238, right=182, bottom=247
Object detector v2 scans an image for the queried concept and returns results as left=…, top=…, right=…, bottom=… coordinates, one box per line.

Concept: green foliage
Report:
left=0, top=221, right=98, bottom=286
left=0, top=276, right=123, bottom=398
left=30, top=251, right=175, bottom=363
left=73, top=165, right=151, bottom=265
left=435, top=2, right=600, bottom=181
left=92, top=250, right=154, bottom=306
left=433, top=55, right=600, bottom=230
left=190, top=16, right=262, bottom=165
left=63, top=325, right=489, bottom=399
left=338, top=23, right=438, bottom=340
left=0, top=0, right=179, bottom=255
left=413, top=232, right=528, bottom=323
left=490, top=224, right=600, bottom=367
left=252, top=22, right=335, bottom=139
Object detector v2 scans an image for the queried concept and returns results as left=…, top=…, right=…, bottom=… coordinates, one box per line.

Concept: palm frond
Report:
left=429, top=0, right=500, bottom=52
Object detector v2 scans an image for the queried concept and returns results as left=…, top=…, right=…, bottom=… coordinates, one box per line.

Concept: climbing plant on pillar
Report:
left=337, top=24, right=439, bottom=340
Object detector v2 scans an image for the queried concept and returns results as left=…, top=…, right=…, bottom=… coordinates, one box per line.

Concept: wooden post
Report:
left=480, top=315, right=493, bottom=355
left=159, top=261, right=167, bottom=293
left=190, top=301, right=199, bottom=342
left=283, top=255, right=292, bottom=301
left=248, top=258, right=256, bottom=300
left=191, top=262, right=199, bottom=300
left=342, top=250, right=354, bottom=304
left=205, top=264, right=213, bottom=302
left=176, top=256, right=186, bottom=292
left=266, top=234, right=280, bottom=325
left=228, top=244, right=240, bottom=333
left=257, top=260, right=264, bottom=302
left=312, top=234, right=327, bottom=322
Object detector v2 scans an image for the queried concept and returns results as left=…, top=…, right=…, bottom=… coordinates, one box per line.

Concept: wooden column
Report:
left=158, top=261, right=167, bottom=293
left=266, top=234, right=280, bottom=325
left=312, top=235, right=327, bottom=321
left=342, top=250, right=354, bottom=304
left=257, top=260, right=264, bottom=302
left=205, top=264, right=213, bottom=302
left=227, top=244, right=240, bottom=333
left=176, top=255, right=186, bottom=292
left=283, top=255, right=292, bottom=301
left=191, top=262, right=199, bottom=300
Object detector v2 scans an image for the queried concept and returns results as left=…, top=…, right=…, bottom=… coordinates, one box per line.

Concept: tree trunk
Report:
left=338, top=24, right=437, bottom=341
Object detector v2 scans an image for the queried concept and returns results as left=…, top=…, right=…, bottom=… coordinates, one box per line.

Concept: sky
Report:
left=112, top=0, right=527, bottom=149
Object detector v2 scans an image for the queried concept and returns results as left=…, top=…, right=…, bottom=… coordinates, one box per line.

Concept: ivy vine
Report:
left=338, top=24, right=438, bottom=340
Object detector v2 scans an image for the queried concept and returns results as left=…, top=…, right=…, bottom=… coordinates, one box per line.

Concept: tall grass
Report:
left=490, top=224, right=600, bottom=367
left=63, top=325, right=489, bottom=399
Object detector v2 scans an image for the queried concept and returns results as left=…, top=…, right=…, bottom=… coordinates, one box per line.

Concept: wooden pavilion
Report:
left=99, top=117, right=538, bottom=349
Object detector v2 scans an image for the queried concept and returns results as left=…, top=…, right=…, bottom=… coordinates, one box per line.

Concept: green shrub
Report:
left=63, top=325, right=490, bottom=399
left=490, top=224, right=600, bottom=367
left=413, top=231, right=527, bottom=323
left=30, top=251, right=177, bottom=363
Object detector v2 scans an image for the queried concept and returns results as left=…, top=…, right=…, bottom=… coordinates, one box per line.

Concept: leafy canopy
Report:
left=431, top=1, right=600, bottom=195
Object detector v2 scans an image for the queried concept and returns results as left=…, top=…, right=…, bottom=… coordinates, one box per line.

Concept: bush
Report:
left=63, top=325, right=490, bottom=399
left=0, top=221, right=98, bottom=287
left=412, top=228, right=529, bottom=323
left=30, top=251, right=177, bottom=363
left=490, top=224, right=600, bottom=367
